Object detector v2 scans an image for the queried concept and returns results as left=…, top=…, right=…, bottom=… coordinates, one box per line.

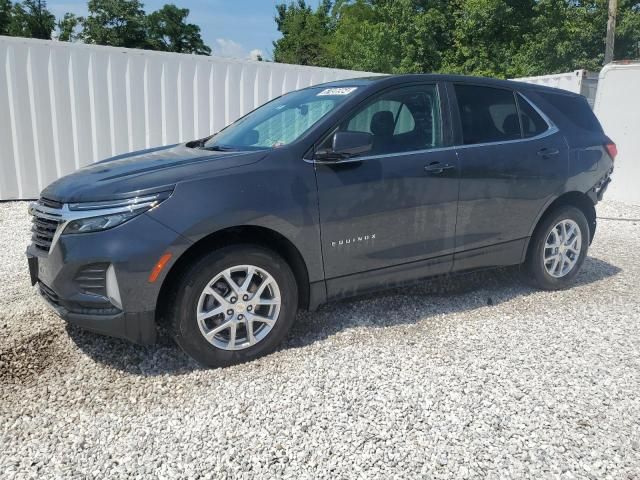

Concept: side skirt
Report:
left=312, top=238, right=528, bottom=309
left=325, top=254, right=453, bottom=302
left=453, top=238, right=528, bottom=272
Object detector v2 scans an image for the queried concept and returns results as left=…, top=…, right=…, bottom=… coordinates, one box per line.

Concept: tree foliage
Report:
left=57, top=12, right=82, bottom=42
left=147, top=4, right=211, bottom=55
left=1, top=0, right=212, bottom=56
left=82, top=0, right=148, bottom=48
left=328, top=0, right=454, bottom=74
left=273, top=0, right=333, bottom=65
left=274, top=0, right=640, bottom=77
left=0, top=0, right=12, bottom=35
left=8, top=0, right=55, bottom=39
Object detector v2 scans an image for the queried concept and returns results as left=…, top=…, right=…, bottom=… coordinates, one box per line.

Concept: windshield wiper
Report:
left=201, top=144, right=236, bottom=152
left=186, top=135, right=216, bottom=149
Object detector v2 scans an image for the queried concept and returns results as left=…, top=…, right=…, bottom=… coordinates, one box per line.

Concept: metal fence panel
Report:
left=0, top=36, right=372, bottom=199
left=594, top=62, right=640, bottom=204
left=512, top=69, right=599, bottom=107
left=513, top=70, right=585, bottom=93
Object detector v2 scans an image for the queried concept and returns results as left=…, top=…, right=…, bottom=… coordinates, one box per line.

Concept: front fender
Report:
left=146, top=153, right=324, bottom=283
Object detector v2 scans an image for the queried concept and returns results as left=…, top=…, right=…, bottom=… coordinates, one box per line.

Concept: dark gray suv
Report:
left=27, top=75, right=615, bottom=367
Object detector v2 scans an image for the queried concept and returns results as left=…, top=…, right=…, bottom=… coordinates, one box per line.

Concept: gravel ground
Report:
left=1, top=199, right=639, bottom=479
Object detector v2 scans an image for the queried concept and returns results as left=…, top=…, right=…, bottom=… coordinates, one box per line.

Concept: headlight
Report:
left=64, top=210, right=143, bottom=234
left=63, top=191, right=171, bottom=234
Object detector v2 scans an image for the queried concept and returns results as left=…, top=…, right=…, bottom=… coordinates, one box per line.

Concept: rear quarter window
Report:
left=534, top=91, right=603, bottom=134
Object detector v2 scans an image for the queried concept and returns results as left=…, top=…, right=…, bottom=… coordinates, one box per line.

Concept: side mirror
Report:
left=315, top=131, right=373, bottom=162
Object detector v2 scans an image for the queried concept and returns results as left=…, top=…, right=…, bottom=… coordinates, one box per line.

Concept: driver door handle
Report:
left=424, top=162, right=455, bottom=174
left=537, top=147, right=560, bottom=158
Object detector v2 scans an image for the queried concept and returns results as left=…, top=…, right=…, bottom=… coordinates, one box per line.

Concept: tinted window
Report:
left=537, top=92, right=603, bottom=133
left=394, top=104, right=416, bottom=134
left=252, top=100, right=335, bottom=147
left=347, top=99, right=403, bottom=133
left=331, top=84, right=442, bottom=156
left=204, top=87, right=354, bottom=150
left=454, top=85, right=520, bottom=145
left=517, top=94, right=549, bottom=137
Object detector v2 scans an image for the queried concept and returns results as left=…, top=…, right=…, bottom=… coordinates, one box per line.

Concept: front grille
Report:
left=29, top=198, right=64, bottom=253
left=74, top=263, right=109, bottom=297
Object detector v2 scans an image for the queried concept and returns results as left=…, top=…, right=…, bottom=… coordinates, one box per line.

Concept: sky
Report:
left=47, top=0, right=314, bottom=60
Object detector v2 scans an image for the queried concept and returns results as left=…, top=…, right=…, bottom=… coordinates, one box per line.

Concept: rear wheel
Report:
left=525, top=206, right=590, bottom=290
left=169, top=245, right=298, bottom=367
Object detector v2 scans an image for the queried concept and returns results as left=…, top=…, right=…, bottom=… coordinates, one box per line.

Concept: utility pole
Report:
left=604, top=0, right=618, bottom=64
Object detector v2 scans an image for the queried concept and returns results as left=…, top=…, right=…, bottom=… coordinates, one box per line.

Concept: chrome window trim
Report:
left=307, top=91, right=557, bottom=165
left=516, top=91, right=557, bottom=132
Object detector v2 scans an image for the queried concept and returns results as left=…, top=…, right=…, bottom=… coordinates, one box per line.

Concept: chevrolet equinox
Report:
left=27, top=75, right=615, bottom=367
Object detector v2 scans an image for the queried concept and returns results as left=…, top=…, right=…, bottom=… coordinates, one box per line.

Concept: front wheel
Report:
left=169, top=245, right=298, bottom=368
left=525, top=206, right=590, bottom=290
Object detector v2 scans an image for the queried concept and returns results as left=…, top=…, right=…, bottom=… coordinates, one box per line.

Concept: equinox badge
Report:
left=331, top=234, right=376, bottom=248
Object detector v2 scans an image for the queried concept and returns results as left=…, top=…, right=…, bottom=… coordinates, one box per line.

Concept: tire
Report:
left=525, top=205, right=590, bottom=290
left=169, top=245, right=298, bottom=368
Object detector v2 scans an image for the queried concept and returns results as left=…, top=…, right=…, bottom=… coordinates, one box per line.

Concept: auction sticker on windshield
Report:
left=317, top=87, right=358, bottom=96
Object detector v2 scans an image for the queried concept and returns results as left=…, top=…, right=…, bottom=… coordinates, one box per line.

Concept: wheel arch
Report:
left=523, top=191, right=597, bottom=262
left=156, top=225, right=311, bottom=325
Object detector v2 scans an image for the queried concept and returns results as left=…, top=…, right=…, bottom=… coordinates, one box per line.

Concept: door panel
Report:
left=450, top=84, right=569, bottom=270
left=454, top=134, right=567, bottom=255
left=316, top=151, right=459, bottom=279
left=314, top=83, right=460, bottom=283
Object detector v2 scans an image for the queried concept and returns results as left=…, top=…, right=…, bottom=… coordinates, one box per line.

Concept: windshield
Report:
left=203, top=86, right=358, bottom=150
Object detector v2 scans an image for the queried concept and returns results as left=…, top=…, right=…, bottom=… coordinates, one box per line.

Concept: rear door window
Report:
left=454, top=85, right=520, bottom=145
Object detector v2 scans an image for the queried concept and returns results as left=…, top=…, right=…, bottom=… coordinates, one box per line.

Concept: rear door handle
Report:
left=537, top=148, right=560, bottom=158
left=424, top=162, right=455, bottom=174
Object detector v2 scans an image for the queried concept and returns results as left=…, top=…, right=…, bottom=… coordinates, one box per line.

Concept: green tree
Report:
left=9, top=0, right=55, bottom=39
left=441, top=0, right=536, bottom=78
left=0, top=0, right=12, bottom=35
left=605, top=0, right=640, bottom=61
left=82, top=0, right=149, bottom=48
left=515, top=0, right=606, bottom=74
left=273, top=0, right=334, bottom=65
left=329, top=0, right=454, bottom=73
left=272, top=0, right=640, bottom=77
left=147, top=4, right=211, bottom=54
left=57, top=12, right=83, bottom=41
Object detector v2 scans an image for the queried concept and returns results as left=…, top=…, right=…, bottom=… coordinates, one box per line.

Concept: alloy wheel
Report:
left=543, top=219, right=582, bottom=278
left=196, top=265, right=281, bottom=351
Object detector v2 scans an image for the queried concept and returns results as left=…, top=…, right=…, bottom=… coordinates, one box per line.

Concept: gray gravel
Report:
left=1, top=199, right=640, bottom=479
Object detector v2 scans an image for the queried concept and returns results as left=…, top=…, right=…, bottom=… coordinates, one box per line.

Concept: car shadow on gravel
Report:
left=65, top=256, right=620, bottom=375
left=286, top=256, right=621, bottom=349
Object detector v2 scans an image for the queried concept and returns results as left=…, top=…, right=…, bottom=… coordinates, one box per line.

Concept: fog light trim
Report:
left=106, top=264, right=123, bottom=310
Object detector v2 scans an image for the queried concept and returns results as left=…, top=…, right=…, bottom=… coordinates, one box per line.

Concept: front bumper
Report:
left=37, top=283, right=157, bottom=344
left=27, top=212, right=190, bottom=345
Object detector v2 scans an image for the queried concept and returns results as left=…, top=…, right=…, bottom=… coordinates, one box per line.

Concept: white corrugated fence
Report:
left=593, top=62, right=640, bottom=205
left=0, top=36, right=372, bottom=199
left=512, top=70, right=599, bottom=107
left=2, top=36, right=636, bottom=204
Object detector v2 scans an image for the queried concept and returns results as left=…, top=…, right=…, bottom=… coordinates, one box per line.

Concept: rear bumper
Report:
left=586, top=167, right=613, bottom=204
left=38, top=283, right=157, bottom=344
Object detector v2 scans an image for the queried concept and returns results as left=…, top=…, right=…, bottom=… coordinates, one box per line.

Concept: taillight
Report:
left=605, top=142, right=618, bottom=160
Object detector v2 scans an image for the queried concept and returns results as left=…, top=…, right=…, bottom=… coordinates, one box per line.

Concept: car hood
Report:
left=41, top=144, right=267, bottom=203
